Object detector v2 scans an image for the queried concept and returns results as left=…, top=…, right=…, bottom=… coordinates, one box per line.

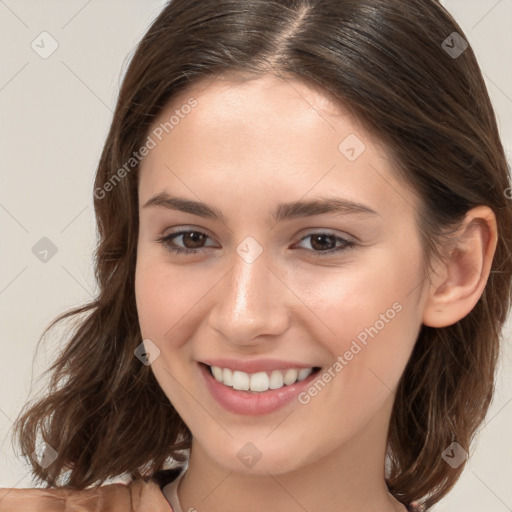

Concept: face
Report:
left=135, top=73, right=429, bottom=475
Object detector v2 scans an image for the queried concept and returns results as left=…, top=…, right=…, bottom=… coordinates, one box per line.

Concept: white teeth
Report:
left=223, top=368, right=233, bottom=386
left=269, top=370, right=284, bottom=389
left=249, top=371, right=269, bottom=392
left=209, top=365, right=315, bottom=392
left=297, top=368, right=313, bottom=381
left=232, top=370, right=250, bottom=390
left=211, top=366, right=224, bottom=382
left=283, top=369, right=298, bottom=385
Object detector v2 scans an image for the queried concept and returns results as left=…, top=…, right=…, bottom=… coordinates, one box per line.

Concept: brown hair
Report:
left=12, top=0, right=512, bottom=509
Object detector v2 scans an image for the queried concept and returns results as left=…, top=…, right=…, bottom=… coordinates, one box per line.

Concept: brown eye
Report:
left=157, top=230, right=214, bottom=255
left=156, top=230, right=355, bottom=257
left=295, top=232, right=355, bottom=257
left=180, top=231, right=208, bottom=249
left=309, top=234, right=337, bottom=251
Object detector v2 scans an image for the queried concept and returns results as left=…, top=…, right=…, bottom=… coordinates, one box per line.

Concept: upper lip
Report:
left=200, top=358, right=317, bottom=374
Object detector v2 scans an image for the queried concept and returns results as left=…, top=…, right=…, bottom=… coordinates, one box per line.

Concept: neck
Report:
left=178, top=395, right=405, bottom=512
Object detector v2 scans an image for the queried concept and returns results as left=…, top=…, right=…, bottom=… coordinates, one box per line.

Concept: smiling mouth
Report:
left=204, top=364, right=322, bottom=393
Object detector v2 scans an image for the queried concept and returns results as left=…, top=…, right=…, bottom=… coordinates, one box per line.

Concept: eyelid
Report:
left=157, top=228, right=220, bottom=249
left=156, top=227, right=357, bottom=257
left=161, top=226, right=355, bottom=242
left=296, top=228, right=355, bottom=243
left=161, top=225, right=216, bottom=239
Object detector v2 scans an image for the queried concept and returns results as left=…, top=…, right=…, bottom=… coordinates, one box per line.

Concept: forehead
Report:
left=182, top=72, right=347, bottom=113
left=138, top=73, right=418, bottom=220
left=159, top=73, right=351, bottom=140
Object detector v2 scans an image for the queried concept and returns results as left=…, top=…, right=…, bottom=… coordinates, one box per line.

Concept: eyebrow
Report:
left=142, top=192, right=380, bottom=223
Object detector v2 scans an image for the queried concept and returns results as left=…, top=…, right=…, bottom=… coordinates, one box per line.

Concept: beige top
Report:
left=0, top=472, right=421, bottom=512
left=0, top=477, right=175, bottom=512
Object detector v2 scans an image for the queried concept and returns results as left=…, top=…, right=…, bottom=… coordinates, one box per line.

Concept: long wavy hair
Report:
left=12, top=1, right=512, bottom=510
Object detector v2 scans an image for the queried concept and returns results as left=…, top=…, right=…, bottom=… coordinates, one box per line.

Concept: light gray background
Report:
left=0, top=1, right=511, bottom=510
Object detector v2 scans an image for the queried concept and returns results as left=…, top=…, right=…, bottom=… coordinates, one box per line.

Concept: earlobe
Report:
left=422, top=206, right=498, bottom=328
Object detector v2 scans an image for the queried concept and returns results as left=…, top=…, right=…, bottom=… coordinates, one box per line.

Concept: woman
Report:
left=1, top=0, right=511, bottom=511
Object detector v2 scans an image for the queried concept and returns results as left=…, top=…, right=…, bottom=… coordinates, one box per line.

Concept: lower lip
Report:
left=199, top=363, right=319, bottom=416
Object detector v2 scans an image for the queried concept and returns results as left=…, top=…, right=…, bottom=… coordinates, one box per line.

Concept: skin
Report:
left=135, top=73, right=497, bottom=512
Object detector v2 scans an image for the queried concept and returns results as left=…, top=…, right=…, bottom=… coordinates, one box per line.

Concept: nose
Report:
left=208, top=247, right=289, bottom=345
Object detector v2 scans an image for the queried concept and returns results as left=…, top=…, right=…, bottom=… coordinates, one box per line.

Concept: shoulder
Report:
left=0, top=477, right=173, bottom=512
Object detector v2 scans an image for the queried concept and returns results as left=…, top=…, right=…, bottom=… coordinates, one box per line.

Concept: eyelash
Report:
left=155, top=230, right=356, bottom=257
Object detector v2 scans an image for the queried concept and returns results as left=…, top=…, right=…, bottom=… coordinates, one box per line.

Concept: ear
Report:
left=422, top=206, right=498, bottom=328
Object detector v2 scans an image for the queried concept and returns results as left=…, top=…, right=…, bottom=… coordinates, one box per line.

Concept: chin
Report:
left=200, top=435, right=310, bottom=476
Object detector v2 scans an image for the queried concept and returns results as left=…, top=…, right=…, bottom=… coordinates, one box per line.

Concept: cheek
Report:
left=134, top=258, right=200, bottom=404
left=135, top=262, right=169, bottom=340
left=135, top=256, right=201, bottom=342
left=305, top=254, right=416, bottom=335
left=305, top=247, right=422, bottom=384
